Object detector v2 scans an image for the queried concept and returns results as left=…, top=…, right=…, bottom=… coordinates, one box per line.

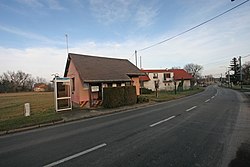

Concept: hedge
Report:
left=102, top=86, right=137, bottom=108
left=140, top=87, right=153, bottom=94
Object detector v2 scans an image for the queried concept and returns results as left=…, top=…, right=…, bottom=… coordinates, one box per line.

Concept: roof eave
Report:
left=84, top=79, right=132, bottom=83
left=127, top=73, right=145, bottom=76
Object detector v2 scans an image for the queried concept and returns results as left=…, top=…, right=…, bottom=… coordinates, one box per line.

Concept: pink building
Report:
left=64, top=53, right=144, bottom=108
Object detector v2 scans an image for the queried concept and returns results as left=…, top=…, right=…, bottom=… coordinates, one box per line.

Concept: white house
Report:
left=140, top=69, right=193, bottom=91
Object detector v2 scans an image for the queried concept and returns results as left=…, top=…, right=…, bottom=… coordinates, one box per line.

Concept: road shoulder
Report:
left=221, top=90, right=250, bottom=167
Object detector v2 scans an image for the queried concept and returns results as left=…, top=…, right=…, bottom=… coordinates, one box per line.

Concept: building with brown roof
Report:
left=33, top=83, right=48, bottom=92
left=140, top=69, right=193, bottom=91
left=64, top=53, right=144, bottom=108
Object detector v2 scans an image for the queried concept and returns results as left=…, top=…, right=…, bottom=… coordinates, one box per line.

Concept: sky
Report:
left=0, top=0, right=250, bottom=81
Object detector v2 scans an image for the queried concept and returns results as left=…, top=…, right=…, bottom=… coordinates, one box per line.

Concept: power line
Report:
left=201, top=53, right=250, bottom=66
left=138, top=0, right=249, bottom=52
left=242, top=54, right=250, bottom=58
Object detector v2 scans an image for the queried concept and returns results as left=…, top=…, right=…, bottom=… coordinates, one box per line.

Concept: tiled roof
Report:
left=34, top=83, right=47, bottom=88
left=64, top=53, right=144, bottom=83
left=139, top=75, right=150, bottom=81
left=141, top=69, right=193, bottom=80
left=168, top=69, right=193, bottom=80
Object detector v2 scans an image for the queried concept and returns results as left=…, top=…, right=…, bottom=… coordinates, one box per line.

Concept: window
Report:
left=164, top=73, right=171, bottom=80
left=153, top=73, right=158, bottom=79
left=125, top=82, right=131, bottom=86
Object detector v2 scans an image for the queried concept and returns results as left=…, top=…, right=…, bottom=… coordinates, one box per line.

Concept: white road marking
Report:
left=215, top=89, right=218, bottom=96
left=205, top=99, right=210, bottom=103
left=43, top=143, right=107, bottom=167
left=211, top=96, right=215, bottom=99
left=150, top=116, right=176, bottom=127
left=186, top=106, right=197, bottom=112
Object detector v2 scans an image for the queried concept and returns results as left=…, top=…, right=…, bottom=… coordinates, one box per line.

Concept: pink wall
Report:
left=67, top=61, right=141, bottom=107
left=132, top=77, right=140, bottom=95
left=67, top=61, right=90, bottom=105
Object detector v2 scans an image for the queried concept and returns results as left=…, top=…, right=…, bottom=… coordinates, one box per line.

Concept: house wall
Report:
left=143, top=72, right=174, bottom=91
left=66, top=61, right=90, bottom=106
left=67, top=61, right=141, bottom=107
left=183, top=80, right=191, bottom=90
left=143, top=72, right=191, bottom=91
left=131, top=77, right=140, bottom=95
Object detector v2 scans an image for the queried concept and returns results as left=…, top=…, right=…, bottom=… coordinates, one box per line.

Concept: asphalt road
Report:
left=0, top=85, right=250, bottom=167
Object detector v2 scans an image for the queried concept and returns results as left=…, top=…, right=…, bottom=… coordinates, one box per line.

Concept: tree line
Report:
left=228, top=58, right=250, bottom=85
left=0, top=70, right=52, bottom=93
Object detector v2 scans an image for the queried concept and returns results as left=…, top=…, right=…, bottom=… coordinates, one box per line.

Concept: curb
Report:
left=0, top=131, right=7, bottom=135
left=0, top=119, right=66, bottom=136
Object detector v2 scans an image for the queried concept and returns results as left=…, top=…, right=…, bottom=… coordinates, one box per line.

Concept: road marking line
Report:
left=205, top=99, right=210, bottom=103
left=211, top=96, right=215, bottom=99
left=43, top=143, right=107, bottom=167
left=150, top=116, right=176, bottom=127
left=186, top=106, right=197, bottom=112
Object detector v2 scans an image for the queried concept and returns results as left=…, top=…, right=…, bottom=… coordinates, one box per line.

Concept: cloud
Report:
left=89, top=0, right=159, bottom=27
left=17, top=0, right=44, bottom=8
left=89, top=0, right=133, bottom=24
left=47, top=0, right=65, bottom=10
left=0, top=24, right=64, bottom=46
left=0, top=47, right=66, bottom=81
left=134, top=4, right=159, bottom=27
left=16, top=0, right=65, bottom=10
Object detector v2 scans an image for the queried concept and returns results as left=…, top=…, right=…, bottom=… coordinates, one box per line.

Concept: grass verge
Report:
left=0, top=92, right=63, bottom=132
left=141, top=87, right=204, bottom=102
left=0, top=109, right=62, bottom=131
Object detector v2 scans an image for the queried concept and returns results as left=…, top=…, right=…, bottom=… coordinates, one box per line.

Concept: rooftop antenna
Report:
left=65, top=34, right=69, bottom=54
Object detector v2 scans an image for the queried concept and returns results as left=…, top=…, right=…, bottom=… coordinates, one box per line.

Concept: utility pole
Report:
left=221, top=73, right=222, bottom=86
left=228, top=70, right=230, bottom=88
left=140, top=56, right=142, bottom=69
left=135, top=50, right=137, bottom=67
left=239, top=56, right=243, bottom=89
left=65, top=34, right=69, bottom=54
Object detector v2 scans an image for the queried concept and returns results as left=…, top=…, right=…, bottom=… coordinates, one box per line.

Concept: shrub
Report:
left=141, top=88, right=153, bottom=94
left=102, top=86, right=137, bottom=108
left=137, top=96, right=149, bottom=103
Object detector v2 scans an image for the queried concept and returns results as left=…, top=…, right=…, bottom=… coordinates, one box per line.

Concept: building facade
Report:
left=64, top=53, right=144, bottom=108
left=140, top=69, right=193, bottom=91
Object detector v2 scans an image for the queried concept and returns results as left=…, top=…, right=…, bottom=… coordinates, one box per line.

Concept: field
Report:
left=0, top=92, right=61, bottom=131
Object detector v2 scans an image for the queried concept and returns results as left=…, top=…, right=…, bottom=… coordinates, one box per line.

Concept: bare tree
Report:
left=184, top=63, right=203, bottom=79
left=184, top=63, right=203, bottom=87
left=35, top=76, right=47, bottom=84
left=242, top=61, right=250, bottom=84
left=0, top=70, right=34, bottom=92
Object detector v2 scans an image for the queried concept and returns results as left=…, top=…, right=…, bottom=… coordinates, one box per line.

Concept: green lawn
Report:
left=0, top=92, right=62, bottom=131
left=227, top=85, right=250, bottom=92
left=141, top=87, right=205, bottom=102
